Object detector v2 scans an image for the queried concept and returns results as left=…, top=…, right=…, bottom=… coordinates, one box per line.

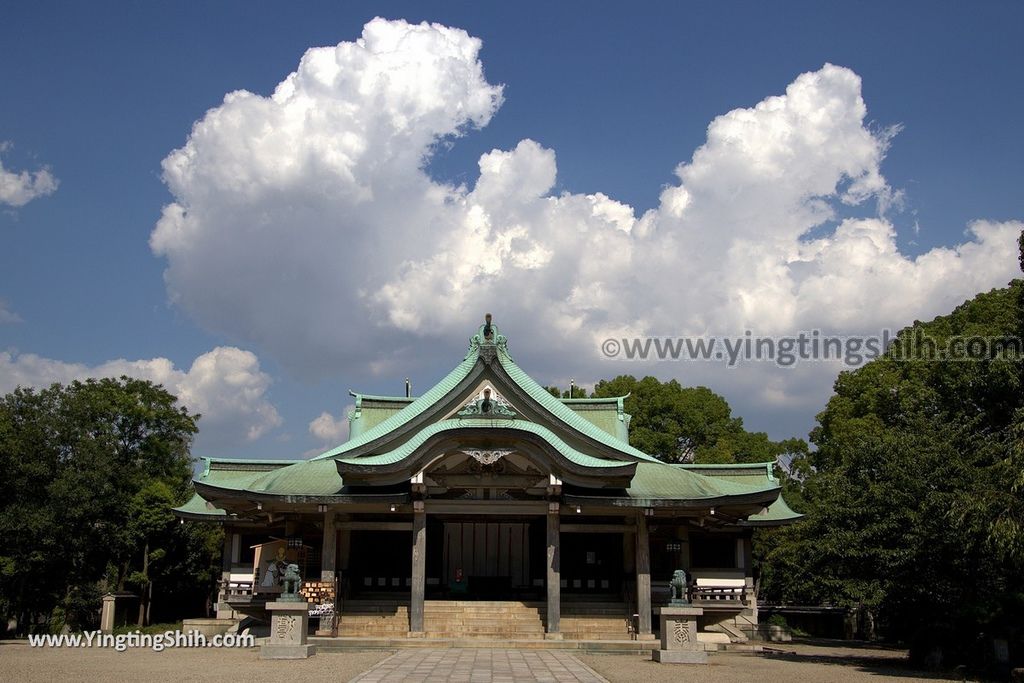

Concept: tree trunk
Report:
left=137, top=540, right=149, bottom=627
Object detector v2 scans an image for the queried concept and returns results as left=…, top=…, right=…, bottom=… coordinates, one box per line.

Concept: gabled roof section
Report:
left=348, top=393, right=417, bottom=438
left=196, top=456, right=301, bottom=488
left=312, top=350, right=479, bottom=460
left=314, top=322, right=660, bottom=464
left=676, top=462, right=803, bottom=524
left=172, top=457, right=302, bottom=519
left=496, top=348, right=658, bottom=463
left=560, top=396, right=631, bottom=442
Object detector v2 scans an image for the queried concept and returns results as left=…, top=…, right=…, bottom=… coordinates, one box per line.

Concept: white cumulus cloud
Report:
left=309, top=409, right=350, bottom=444
left=0, top=346, right=282, bottom=449
left=0, top=144, right=58, bottom=207
left=150, top=19, right=1022, bottom=438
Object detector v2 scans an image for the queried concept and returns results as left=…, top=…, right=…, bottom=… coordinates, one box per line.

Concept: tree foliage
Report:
left=548, top=375, right=806, bottom=464
left=0, top=377, right=220, bottom=634
left=757, top=279, right=1024, bottom=666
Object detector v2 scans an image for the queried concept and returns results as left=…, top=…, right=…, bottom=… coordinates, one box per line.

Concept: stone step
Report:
left=422, top=621, right=544, bottom=630
left=427, top=624, right=546, bottom=634
left=423, top=612, right=543, bottom=620
left=424, top=602, right=542, bottom=608
left=310, top=636, right=664, bottom=653
left=422, top=616, right=544, bottom=624
left=422, top=631, right=545, bottom=639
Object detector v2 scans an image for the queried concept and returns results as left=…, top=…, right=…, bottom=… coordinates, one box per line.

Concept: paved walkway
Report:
left=348, top=649, right=610, bottom=683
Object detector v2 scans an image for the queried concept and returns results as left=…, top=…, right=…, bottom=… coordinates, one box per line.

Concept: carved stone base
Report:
left=261, top=600, right=316, bottom=659
left=653, top=606, right=705, bottom=665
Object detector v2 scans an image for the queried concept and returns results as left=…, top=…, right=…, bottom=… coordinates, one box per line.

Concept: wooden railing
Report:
left=687, top=577, right=747, bottom=605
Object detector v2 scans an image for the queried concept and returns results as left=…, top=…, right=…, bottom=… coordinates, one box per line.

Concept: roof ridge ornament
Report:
left=468, top=313, right=509, bottom=364
left=461, top=448, right=514, bottom=465
left=457, top=387, right=517, bottom=418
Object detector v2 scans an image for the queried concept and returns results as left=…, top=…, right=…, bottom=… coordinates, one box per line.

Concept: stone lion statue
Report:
left=669, top=569, right=688, bottom=603
left=281, top=563, right=302, bottom=598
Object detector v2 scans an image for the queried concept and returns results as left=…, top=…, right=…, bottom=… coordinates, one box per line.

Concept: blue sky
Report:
left=2, top=1, right=1021, bottom=459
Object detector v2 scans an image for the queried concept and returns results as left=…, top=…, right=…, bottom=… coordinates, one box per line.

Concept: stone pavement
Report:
left=347, top=648, right=610, bottom=683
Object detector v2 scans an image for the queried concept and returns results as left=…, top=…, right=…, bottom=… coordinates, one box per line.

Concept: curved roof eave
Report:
left=192, top=477, right=409, bottom=505
left=563, top=486, right=781, bottom=508
left=334, top=419, right=636, bottom=474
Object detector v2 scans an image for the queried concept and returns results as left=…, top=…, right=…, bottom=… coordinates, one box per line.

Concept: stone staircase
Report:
left=560, top=601, right=632, bottom=640
left=336, top=599, right=632, bottom=640
left=337, top=599, right=410, bottom=636
left=425, top=601, right=546, bottom=638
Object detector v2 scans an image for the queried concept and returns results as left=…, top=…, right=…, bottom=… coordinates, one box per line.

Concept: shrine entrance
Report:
left=438, top=519, right=542, bottom=600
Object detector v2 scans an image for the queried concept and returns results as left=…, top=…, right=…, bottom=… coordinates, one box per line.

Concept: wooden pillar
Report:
left=546, top=503, right=561, bottom=636
left=321, top=512, right=337, bottom=581
left=220, top=529, right=234, bottom=574
left=410, top=502, right=426, bottom=634
left=216, top=528, right=237, bottom=619
left=636, top=510, right=652, bottom=636
left=622, top=522, right=635, bottom=604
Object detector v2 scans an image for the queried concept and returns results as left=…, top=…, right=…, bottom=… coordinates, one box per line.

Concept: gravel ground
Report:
left=2, top=639, right=962, bottom=683
left=0, top=641, right=390, bottom=683
left=580, top=641, right=960, bottom=682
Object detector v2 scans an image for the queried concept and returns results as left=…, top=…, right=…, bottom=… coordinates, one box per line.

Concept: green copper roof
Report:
left=313, top=352, right=479, bottom=460
left=178, top=323, right=799, bottom=522
left=348, top=393, right=417, bottom=438
left=677, top=462, right=777, bottom=484
left=316, top=331, right=654, bottom=465
left=245, top=458, right=345, bottom=495
left=627, top=462, right=779, bottom=500
left=496, top=346, right=659, bottom=463
left=172, top=492, right=228, bottom=518
left=335, top=419, right=636, bottom=470
left=743, top=495, right=802, bottom=525
left=560, top=396, right=630, bottom=442
left=675, top=462, right=802, bottom=523
left=196, top=457, right=301, bottom=489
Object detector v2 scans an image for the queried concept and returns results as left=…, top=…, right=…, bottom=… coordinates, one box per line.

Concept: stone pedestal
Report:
left=652, top=606, right=708, bottom=664
left=260, top=601, right=316, bottom=659
left=99, top=592, right=138, bottom=634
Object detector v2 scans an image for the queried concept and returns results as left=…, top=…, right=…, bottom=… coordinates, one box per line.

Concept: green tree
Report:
left=544, top=385, right=588, bottom=399
left=0, top=377, right=218, bottom=633
left=758, top=280, right=1024, bottom=666
left=591, top=375, right=804, bottom=463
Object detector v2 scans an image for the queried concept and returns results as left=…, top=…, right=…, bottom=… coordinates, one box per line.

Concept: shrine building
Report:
left=174, top=317, right=800, bottom=644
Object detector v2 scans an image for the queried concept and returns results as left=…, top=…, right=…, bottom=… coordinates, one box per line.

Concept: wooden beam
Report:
left=425, top=500, right=548, bottom=515
left=337, top=521, right=413, bottom=531
left=560, top=523, right=632, bottom=534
